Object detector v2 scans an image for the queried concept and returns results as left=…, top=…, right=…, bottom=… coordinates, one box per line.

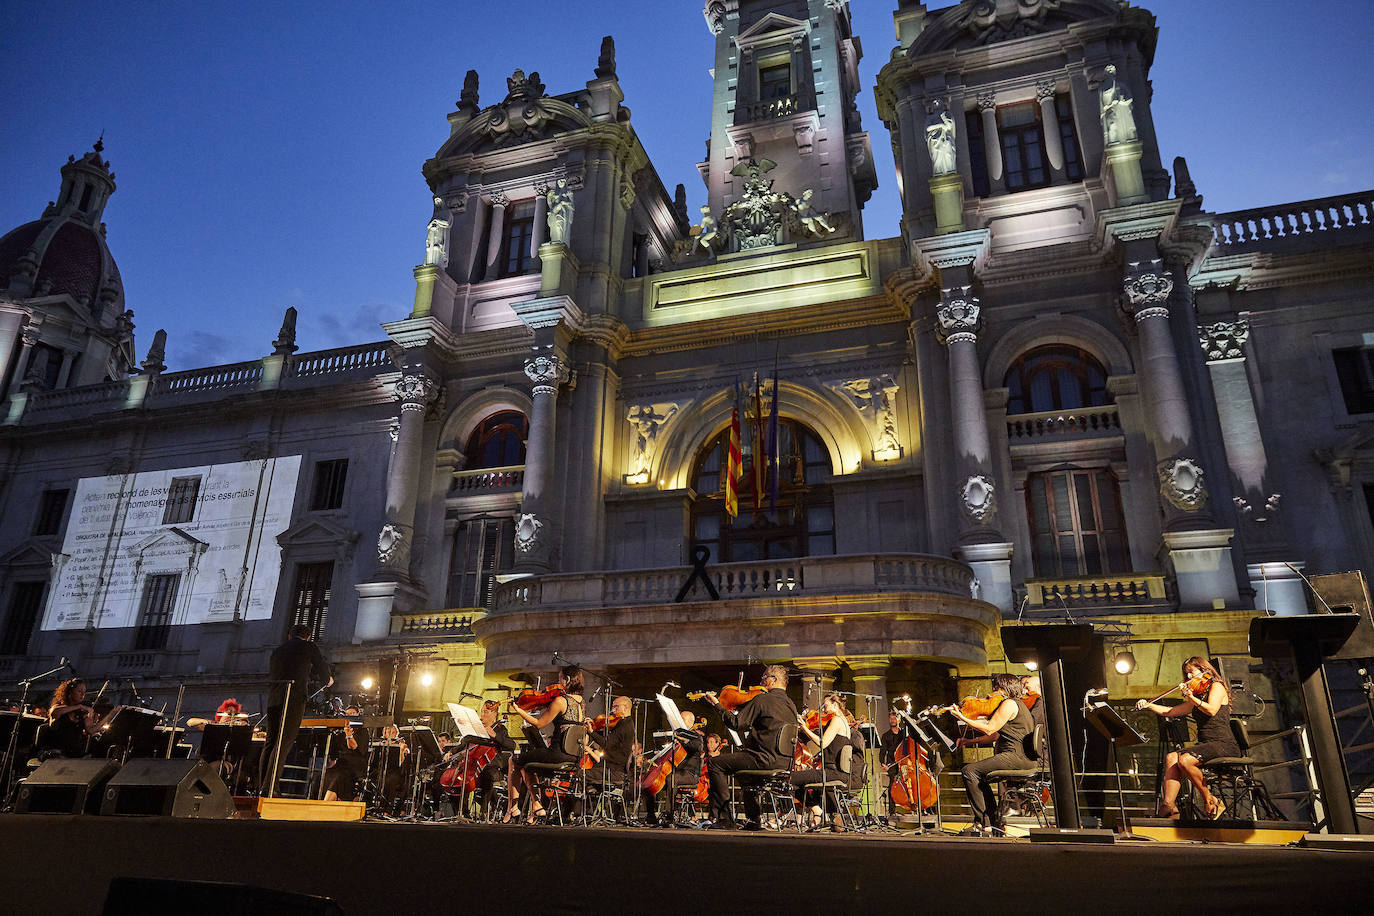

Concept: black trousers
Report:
left=707, top=750, right=774, bottom=824
left=961, top=751, right=1033, bottom=827
left=258, top=703, right=303, bottom=797
left=642, top=770, right=700, bottom=823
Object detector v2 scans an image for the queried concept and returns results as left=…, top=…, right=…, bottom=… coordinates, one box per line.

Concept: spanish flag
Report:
left=725, top=380, right=743, bottom=518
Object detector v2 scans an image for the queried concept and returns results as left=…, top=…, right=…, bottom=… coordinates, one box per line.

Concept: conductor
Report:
left=259, top=624, right=332, bottom=796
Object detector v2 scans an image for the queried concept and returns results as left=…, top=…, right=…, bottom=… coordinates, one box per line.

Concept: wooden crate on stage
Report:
left=256, top=797, right=365, bottom=822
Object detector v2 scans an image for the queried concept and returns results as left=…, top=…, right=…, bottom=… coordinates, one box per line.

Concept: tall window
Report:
left=1027, top=468, right=1129, bottom=577
left=162, top=475, right=201, bottom=525
left=34, top=488, right=70, bottom=536
left=1332, top=345, right=1374, bottom=415
left=448, top=516, right=515, bottom=609
left=691, top=418, right=834, bottom=562
left=463, top=411, right=528, bottom=469
left=999, top=102, right=1048, bottom=191
left=1004, top=346, right=1110, bottom=416
left=500, top=200, right=537, bottom=278
left=966, top=108, right=990, bottom=198
left=135, top=573, right=180, bottom=651
left=0, top=581, right=45, bottom=656
left=288, top=562, right=334, bottom=642
left=1055, top=95, right=1084, bottom=181
left=310, top=459, right=349, bottom=511
left=759, top=62, right=791, bottom=101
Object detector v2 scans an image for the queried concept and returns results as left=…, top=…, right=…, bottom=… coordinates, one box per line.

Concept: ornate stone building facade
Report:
left=1, top=1, right=1372, bottom=762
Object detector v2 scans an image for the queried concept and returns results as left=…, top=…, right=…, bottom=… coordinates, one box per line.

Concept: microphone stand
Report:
left=1, top=661, right=69, bottom=808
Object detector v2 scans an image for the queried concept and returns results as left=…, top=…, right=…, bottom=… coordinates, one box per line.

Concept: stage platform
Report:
left=2, top=815, right=1370, bottom=914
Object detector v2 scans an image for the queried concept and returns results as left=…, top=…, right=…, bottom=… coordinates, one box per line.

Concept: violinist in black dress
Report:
left=1136, top=656, right=1238, bottom=819
left=45, top=678, right=100, bottom=759
left=703, top=665, right=798, bottom=830
left=949, top=672, right=1037, bottom=836
left=508, top=666, right=585, bottom=824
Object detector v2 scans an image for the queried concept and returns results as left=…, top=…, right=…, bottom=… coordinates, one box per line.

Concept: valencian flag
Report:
left=725, top=378, right=743, bottom=518
left=751, top=372, right=767, bottom=513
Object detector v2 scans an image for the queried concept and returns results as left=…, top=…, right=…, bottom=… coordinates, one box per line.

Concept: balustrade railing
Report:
left=494, top=552, right=976, bottom=612
left=741, top=91, right=811, bottom=122
left=1026, top=574, right=1168, bottom=607
left=289, top=341, right=393, bottom=377
left=1212, top=192, right=1373, bottom=247
left=25, top=378, right=131, bottom=414
left=113, top=650, right=157, bottom=671
left=452, top=466, right=525, bottom=494
left=392, top=610, right=481, bottom=637
left=160, top=360, right=263, bottom=394
left=1007, top=404, right=1121, bottom=442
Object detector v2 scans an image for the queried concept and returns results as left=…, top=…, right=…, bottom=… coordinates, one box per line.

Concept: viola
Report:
left=1024, top=691, right=1041, bottom=710
left=686, top=686, right=767, bottom=710
left=511, top=683, right=566, bottom=712
left=890, top=736, right=938, bottom=812
left=953, top=692, right=1007, bottom=720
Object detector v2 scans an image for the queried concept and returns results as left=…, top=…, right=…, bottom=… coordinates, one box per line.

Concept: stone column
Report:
left=376, top=372, right=439, bottom=579
left=483, top=191, right=509, bottom=279
left=848, top=659, right=891, bottom=720
left=794, top=659, right=840, bottom=712
left=9, top=326, right=39, bottom=391
left=531, top=187, right=548, bottom=257
left=1037, top=79, right=1065, bottom=174
left=976, top=91, right=1003, bottom=188
left=515, top=348, right=569, bottom=573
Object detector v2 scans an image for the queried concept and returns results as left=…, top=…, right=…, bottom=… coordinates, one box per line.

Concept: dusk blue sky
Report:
left=2, top=1, right=1370, bottom=371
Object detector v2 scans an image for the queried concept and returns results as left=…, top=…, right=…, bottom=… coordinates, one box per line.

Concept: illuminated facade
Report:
left=1, top=0, right=1372, bottom=741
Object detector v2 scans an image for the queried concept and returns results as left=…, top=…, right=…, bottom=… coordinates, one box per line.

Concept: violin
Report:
left=1138, top=672, right=1217, bottom=710
left=686, top=686, right=767, bottom=710
left=511, top=683, right=566, bottom=713
left=793, top=707, right=855, bottom=769
left=924, top=692, right=1008, bottom=722
left=587, top=713, right=622, bottom=731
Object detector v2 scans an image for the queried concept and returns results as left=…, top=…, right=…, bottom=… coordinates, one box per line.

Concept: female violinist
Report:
left=790, top=693, right=857, bottom=831
left=508, top=666, right=585, bottom=824
left=45, top=678, right=100, bottom=758
left=1135, top=656, right=1237, bottom=819
left=323, top=705, right=368, bottom=802
left=947, top=672, right=1037, bottom=836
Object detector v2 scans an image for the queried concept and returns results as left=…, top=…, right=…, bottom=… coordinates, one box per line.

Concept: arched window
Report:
left=1004, top=345, right=1109, bottom=416
left=1026, top=466, right=1129, bottom=577
left=690, top=418, right=834, bottom=562
left=462, top=411, right=528, bottom=469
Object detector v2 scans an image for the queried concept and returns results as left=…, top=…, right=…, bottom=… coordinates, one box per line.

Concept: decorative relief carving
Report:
left=959, top=0, right=1063, bottom=43
left=1122, top=259, right=1174, bottom=321
left=1234, top=492, right=1281, bottom=522
left=1198, top=319, right=1249, bottom=361
left=703, top=0, right=728, bottom=35
left=625, top=402, right=682, bottom=483
left=483, top=69, right=552, bottom=143
left=392, top=373, right=439, bottom=409
left=936, top=285, right=981, bottom=344
left=524, top=350, right=569, bottom=392
left=827, top=376, right=902, bottom=462
left=1159, top=457, right=1207, bottom=511
left=1036, top=78, right=1058, bottom=101
left=976, top=90, right=996, bottom=112
left=685, top=158, right=841, bottom=258
left=960, top=474, right=996, bottom=522
left=484, top=190, right=509, bottom=209
left=515, top=512, right=544, bottom=553
left=377, top=523, right=405, bottom=563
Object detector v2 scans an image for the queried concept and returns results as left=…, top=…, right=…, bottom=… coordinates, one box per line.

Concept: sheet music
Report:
left=727, top=728, right=743, bottom=747
left=447, top=702, right=486, bottom=738
left=656, top=693, right=688, bottom=732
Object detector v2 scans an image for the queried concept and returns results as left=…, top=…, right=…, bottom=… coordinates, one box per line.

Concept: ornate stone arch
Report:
left=653, top=381, right=868, bottom=490
left=982, top=314, right=1133, bottom=390
left=438, top=387, right=533, bottom=457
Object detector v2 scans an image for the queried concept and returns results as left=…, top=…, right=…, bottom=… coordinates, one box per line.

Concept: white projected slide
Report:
left=43, top=456, right=301, bottom=630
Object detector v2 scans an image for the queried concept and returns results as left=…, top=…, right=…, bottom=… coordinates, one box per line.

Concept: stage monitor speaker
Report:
left=16, top=758, right=121, bottom=814
left=1308, top=571, right=1374, bottom=661
left=1214, top=656, right=1261, bottom=717
left=102, top=877, right=342, bottom=916
left=99, top=758, right=233, bottom=819
left=1027, top=827, right=1116, bottom=844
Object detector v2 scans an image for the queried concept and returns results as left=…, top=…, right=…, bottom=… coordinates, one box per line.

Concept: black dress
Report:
left=1187, top=701, right=1240, bottom=763
left=46, top=711, right=90, bottom=758
left=520, top=694, right=585, bottom=767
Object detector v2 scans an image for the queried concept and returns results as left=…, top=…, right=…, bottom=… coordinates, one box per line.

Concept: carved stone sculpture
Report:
left=960, top=474, right=997, bottom=522
left=936, top=286, right=982, bottom=343
left=424, top=199, right=451, bottom=267
left=1159, top=457, right=1207, bottom=511
left=626, top=402, right=681, bottom=481
left=377, top=523, right=405, bottom=563
left=515, top=512, right=544, bottom=553
left=595, top=35, right=616, bottom=80
left=524, top=351, right=568, bottom=391
left=457, top=69, right=479, bottom=114
left=1122, top=260, right=1174, bottom=320
left=925, top=99, right=958, bottom=175
left=142, top=329, right=167, bottom=375
left=829, top=376, right=902, bottom=461
left=392, top=373, right=439, bottom=410
left=793, top=189, right=835, bottom=236
left=545, top=178, right=574, bottom=245
left=695, top=205, right=720, bottom=252
left=1198, top=319, right=1249, bottom=361
left=1099, top=65, right=1138, bottom=146
left=273, top=307, right=298, bottom=355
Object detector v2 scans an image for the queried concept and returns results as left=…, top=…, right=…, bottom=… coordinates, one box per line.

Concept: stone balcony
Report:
left=1006, top=403, right=1122, bottom=445
left=1211, top=191, right=1373, bottom=253
left=1025, top=573, right=1172, bottom=613
left=474, top=553, right=999, bottom=677
left=451, top=465, right=524, bottom=495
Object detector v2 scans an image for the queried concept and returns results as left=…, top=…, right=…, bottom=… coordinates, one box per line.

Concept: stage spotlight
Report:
left=360, top=676, right=375, bottom=690
left=1113, top=650, right=1137, bottom=675
left=1023, top=661, right=1038, bottom=672
left=420, top=672, right=434, bottom=687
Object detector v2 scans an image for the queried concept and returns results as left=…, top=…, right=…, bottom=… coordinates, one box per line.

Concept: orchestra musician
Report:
left=706, top=733, right=724, bottom=758
left=949, top=672, right=1037, bottom=837
left=792, top=693, right=858, bottom=831
left=640, top=711, right=705, bottom=827
left=374, top=723, right=411, bottom=804
left=585, top=695, right=636, bottom=779
left=1135, top=656, right=1238, bottom=819
left=323, top=706, right=369, bottom=803
left=45, top=678, right=100, bottom=758
left=508, top=666, right=586, bottom=824
left=703, top=665, right=798, bottom=830
left=447, top=700, right=516, bottom=818
left=878, top=711, right=905, bottom=814
left=259, top=624, right=332, bottom=797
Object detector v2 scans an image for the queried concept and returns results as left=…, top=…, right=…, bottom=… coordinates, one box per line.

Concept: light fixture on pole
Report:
left=1113, top=649, right=1137, bottom=675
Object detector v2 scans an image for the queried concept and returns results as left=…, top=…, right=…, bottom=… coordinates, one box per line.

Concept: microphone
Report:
left=60, top=657, right=76, bottom=676
left=551, top=652, right=560, bottom=665
left=664, top=681, right=681, bottom=690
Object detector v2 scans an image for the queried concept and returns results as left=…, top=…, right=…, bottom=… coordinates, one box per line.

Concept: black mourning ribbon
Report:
left=675, top=545, right=720, bottom=602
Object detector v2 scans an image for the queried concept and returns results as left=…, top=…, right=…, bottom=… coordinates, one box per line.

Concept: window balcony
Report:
left=390, top=610, right=483, bottom=639
left=450, top=465, right=524, bottom=495
left=737, top=90, right=814, bottom=125
left=1006, top=404, right=1121, bottom=444
left=475, top=553, right=999, bottom=677
left=1025, top=574, right=1171, bottom=613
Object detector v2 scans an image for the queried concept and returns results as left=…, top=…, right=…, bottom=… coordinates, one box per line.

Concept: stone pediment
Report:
left=909, top=0, right=1135, bottom=55
left=438, top=71, right=594, bottom=157
left=126, top=527, right=209, bottom=558
left=277, top=516, right=361, bottom=551
left=0, top=539, right=55, bottom=568
left=736, top=12, right=808, bottom=45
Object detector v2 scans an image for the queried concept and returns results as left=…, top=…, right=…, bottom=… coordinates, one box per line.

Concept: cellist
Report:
left=639, top=710, right=705, bottom=826
left=947, top=672, right=1036, bottom=837
left=702, top=664, right=798, bottom=830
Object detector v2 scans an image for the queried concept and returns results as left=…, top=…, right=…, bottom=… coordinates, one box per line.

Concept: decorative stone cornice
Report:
left=1198, top=319, right=1249, bottom=361
left=912, top=228, right=992, bottom=274
left=936, top=285, right=982, bottom=345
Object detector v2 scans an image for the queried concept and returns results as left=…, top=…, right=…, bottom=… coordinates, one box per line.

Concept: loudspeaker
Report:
left=99, top=758, right=233, bottom=818
left=103, top=877, right=342, bottom=915
left=1215, top=656, right=1261, bottom=717
left=1308, top=571, right=1374, bottom=661
left=16, top=758, right=121, bottom=814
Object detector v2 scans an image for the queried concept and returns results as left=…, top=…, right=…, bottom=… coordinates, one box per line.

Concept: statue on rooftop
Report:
left=1099, top=65, right=1138, bottom=146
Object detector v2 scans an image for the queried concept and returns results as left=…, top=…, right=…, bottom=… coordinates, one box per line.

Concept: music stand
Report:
left=1084, top=701, right=1145, bottom=835
left=100, top=706, right=162, bottom=760
left=897, top=711, right=948, bottom=834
